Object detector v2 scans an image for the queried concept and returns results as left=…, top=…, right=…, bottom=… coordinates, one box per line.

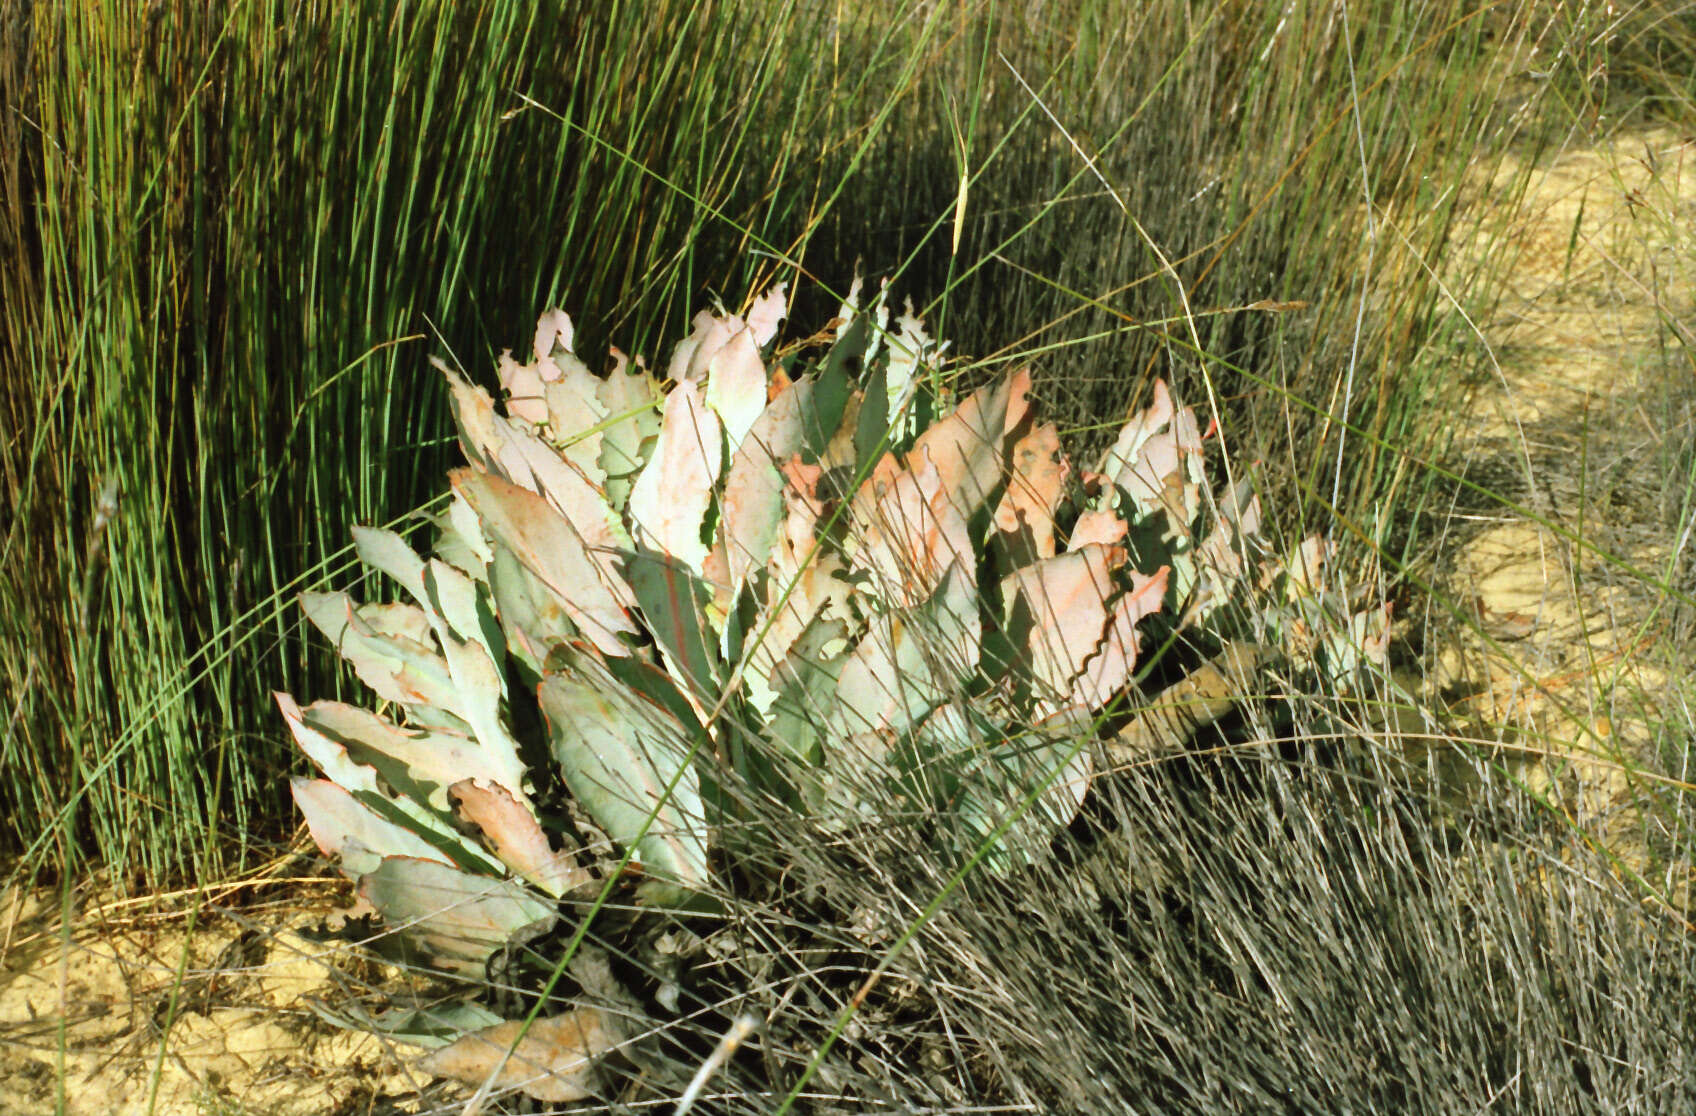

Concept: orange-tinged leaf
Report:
left=906, top=367, right=1032, bottom=521
left=450, top=780, right=592, bottom=898
left=1069, top=566, right=1168, bottom=708
left=851, top=448, right=973, bottom=608
left=418, top=1008, right=618, bottom=1103
left=1002, top=543, right=1126, bottom=706
left=1068, top=507, right=1127, bottom=550
left=993, top=421, right=1068, bottom=565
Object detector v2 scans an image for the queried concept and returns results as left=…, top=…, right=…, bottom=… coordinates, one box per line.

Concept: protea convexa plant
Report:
left=279, top=280, right=1389, bottom=1101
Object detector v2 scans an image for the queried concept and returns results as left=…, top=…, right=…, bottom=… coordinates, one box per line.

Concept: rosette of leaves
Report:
left=279, top=281, right=1387, bottom=1101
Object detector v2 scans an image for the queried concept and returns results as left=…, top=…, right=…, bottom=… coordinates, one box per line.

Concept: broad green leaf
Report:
left=351, top=524, right=428, bottom=603
left=357, top=856, right=558, bottom=978
left=911, top=705, right=1091, bottom=872
left=537, top=664, right=709, bottom=905
left=625, top=548, right=724, bottom=713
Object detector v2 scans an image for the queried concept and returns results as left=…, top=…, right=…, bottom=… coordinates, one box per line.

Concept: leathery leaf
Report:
left=537, top=652, right=710, bottom=905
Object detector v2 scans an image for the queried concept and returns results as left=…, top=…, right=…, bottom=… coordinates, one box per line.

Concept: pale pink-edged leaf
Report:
left=450, top=780, right=592, bottom=898
left=291, top=777, right=447, bottom=877
left=452, top=469, right=637, bottom=657
left=1280, top=534, right=1334, bottom=597
left=850, top=448, right=973, bottom=609
left=280, top=693, right=496, bottom=873
left=542, top=359, right=610, bottom=483
left=746, top=282, right=788, bottom=347
left=1068, top=507, right=1127, bottom=550
left=1001, top=543, right=1128, bottom=705
left=301, top=700, right=525, bottom=813
left=353, top=600, right=435, bottom=646
left=1116, top=402, right=1206, bottom=525
left=721, top=378, right=812, bottom=595
left=438, top=361, right=629, bottom=568
left=704, top=327, right=767, bottom=451
left=532, top=307, right=576, bottom=362
left=300, top=591, right=461, bottom=713
left=497, top=349, right=550, bottom=425
left=1097, top=378, right=1174, bottom=482
left=667, top=308, right=735, bottom=384
left=992, top=422, right=1068, bottom=565
left=1069, top=566, right=1169, bottom=709
left=905, top=367, right=1032, bottom=520
left=627, top=380, right=722, bottom=575
left=351, top=525, right=428, bottom=602
left=437, top=360, right=507, bottom=474
left=357, top=856, right=557, bottom=978
left=443, top=490, right=494, bottom=573
left=595, top=355, right=663, bottom=511
left=419, top=1008, right=618, bottom=1103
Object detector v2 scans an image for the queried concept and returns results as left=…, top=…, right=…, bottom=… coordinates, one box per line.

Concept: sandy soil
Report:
left=2, top=125, right=1690, bottom=1116
left=1424, top=124, right=1694, bottom=878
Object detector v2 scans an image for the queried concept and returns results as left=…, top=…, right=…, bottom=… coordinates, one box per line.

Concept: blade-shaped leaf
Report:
left=624, top=548, right=724, bottom=715
left=704, top=327, right=767, bottom=452
left=721, top=376, right=813, bottom=595
left=419, top=1007, right=618, bottom=1103
left=357, top=856, right=557, bottom=978
left=832, top=561, right=980, bottom=739
left=1000, top=544, right=1127, bottom=705
left=454, top=469, right=637, bottom=656
left=1069, top=566, right=1168, bottom=709
left=450, top=780, right=592, bottom=898
left=849, top=448, right=974, bottom=609
left=291, top=777, right=448, bottom=878
left=993, top=422, right=1068, bottom=567
left=905, top=367, right=1032, bottom=522
left=538, top=662, right=709, bottom=904
left=627, top=379, right=723, bottom=574
left=301, top=700, right=524, bottom=813
left=596, top=352, right=664, bottom=511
